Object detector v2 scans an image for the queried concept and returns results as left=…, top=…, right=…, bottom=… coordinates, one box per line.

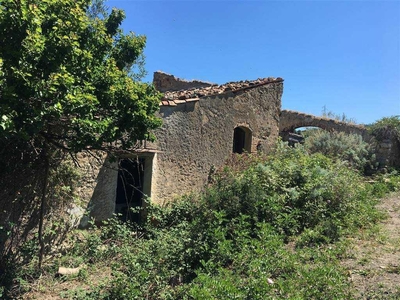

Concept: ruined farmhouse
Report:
left=79, top=72, right=283, bottom=224
left=78, top=71, right=392, bottom=225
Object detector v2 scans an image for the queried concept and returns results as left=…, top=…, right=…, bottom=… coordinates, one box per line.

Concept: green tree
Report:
left=0, top=0, right=162, bottom=268
left=0, top=0, right=161, bottom=151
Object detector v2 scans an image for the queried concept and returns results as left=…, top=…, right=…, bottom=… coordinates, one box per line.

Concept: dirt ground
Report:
left=343, top=192, right=400, bottom=299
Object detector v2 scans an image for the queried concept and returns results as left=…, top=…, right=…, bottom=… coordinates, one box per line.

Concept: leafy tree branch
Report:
left=0, top=0, right=162, bottom=269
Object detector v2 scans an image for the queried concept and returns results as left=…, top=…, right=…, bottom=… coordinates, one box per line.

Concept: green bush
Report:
left=302, top=129, right=377, bottom=173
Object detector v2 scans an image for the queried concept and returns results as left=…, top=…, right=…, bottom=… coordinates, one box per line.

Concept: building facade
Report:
left=79, top=72, right=284, bottom=224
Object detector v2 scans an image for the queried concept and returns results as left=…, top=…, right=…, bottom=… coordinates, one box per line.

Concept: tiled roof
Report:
left=160, top=77, right=283, bottom=107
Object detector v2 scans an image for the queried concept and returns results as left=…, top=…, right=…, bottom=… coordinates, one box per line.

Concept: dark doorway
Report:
left=115, top=158, right=145, bottom=223
left=233, top=127, right=246, bottom=154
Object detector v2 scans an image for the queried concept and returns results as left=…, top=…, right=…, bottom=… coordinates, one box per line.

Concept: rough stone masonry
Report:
left=79, top=71, right=284, bottom=225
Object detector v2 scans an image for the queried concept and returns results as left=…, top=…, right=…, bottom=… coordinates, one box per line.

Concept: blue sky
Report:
left=108, top=0, right=399, bottom=125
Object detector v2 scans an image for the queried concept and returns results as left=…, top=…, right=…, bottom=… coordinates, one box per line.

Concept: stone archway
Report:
left=279, top=110, right=367, bottom=137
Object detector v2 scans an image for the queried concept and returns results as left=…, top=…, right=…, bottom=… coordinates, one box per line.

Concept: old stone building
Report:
left=75, top=72, right=399, bottom=226
left=80, top=72, right=284, bottom=224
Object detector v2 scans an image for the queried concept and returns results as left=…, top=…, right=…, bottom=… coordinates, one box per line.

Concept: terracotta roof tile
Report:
left=174, top=99, right=186, bottom=104
left=160, top=77, right=283, bottom=106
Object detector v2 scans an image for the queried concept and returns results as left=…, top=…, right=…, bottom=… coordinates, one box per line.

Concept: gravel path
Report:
left=343, top=192, right=400, bottom=299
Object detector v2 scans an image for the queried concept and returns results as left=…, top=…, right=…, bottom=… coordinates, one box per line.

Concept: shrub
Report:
left=302, top=129, right=377, bottom=173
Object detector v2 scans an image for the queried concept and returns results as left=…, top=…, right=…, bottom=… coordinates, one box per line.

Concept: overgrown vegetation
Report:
left=3, top=143, right=399, bottom=299
left=0, top=1, right=399, bottom=297
left=321, top=106, right=357, bottom=124
left=368, top=116, right=400, bottom=143
left=302, top=129, right=377, bottom=174
left=0, top=147, right=82, bottom=298
left=300, top=115, right=400, bottom=173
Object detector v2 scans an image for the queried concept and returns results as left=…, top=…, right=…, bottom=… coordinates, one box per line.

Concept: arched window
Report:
left=233, top=126, right=252, bottom=154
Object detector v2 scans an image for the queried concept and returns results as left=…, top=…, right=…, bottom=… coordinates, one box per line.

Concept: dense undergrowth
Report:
left=302, top=129, right=377, bottom=174
left=4, top=143, right=399, bottom=299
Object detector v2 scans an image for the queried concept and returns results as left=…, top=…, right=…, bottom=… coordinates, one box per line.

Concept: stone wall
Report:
left=375, top=137, right=400, bottom=169
left=73, top=152, right=118, bottom=226
left=78, top=75, right=283, bottom=223
left=153, top=71, right=214, bottom=92
left=280, top=110, right=367, bottom=137
left=150, top=81, right=283, bottom=203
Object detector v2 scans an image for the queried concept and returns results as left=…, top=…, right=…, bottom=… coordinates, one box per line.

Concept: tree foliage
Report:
left=0, top=0, right=161, bottom=152
left=0, top=0, right=162, bottom=271
left=368, top=116, right=400, bottom=143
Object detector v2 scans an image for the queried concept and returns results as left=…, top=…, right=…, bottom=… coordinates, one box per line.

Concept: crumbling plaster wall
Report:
left=74, top=151, right=118, bottom=226
left=150, top=82, right=283, bottom=204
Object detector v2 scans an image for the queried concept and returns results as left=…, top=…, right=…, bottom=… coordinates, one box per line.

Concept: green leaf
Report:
left=0, top=0, right=161, bottom=152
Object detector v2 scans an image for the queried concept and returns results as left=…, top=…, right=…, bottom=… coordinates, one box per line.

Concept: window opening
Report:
left=233, top=127, right=252, bottom=154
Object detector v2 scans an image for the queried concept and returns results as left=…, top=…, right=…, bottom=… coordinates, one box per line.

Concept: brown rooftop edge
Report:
left=159, top=77, right=284, bottom=107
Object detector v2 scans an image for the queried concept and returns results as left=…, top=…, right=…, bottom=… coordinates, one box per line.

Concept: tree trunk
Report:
left=38, top=146, right=49, bottom=270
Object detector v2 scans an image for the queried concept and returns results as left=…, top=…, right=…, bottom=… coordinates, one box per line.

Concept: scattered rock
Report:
left=57, top=266, right=82, bottom=276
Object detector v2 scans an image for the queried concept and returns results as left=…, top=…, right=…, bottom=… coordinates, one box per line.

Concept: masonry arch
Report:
left=233, top=126, right=252, bottom=154
left=279, top=110, right=367, bottom=137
